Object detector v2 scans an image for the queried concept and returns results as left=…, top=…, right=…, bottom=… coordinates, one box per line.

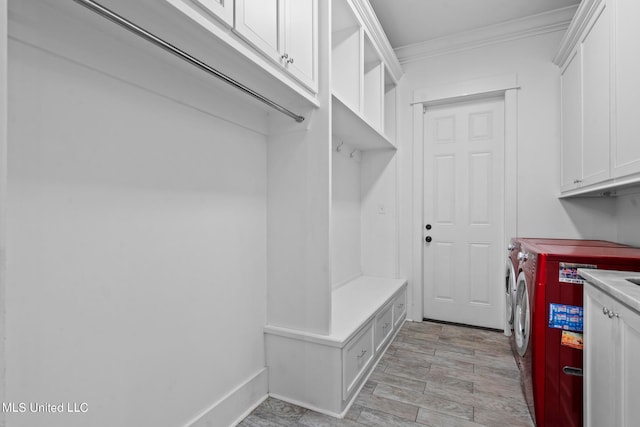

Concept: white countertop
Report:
left=579, top=269, right=640, bottom=312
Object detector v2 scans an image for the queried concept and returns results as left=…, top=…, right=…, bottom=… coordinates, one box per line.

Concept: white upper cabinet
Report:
left=556, top=0, right=640, bottom=196
left=282, top=0, right=318, bottom=91
left=192, top=0, right=234, bottom=27
left=612, top=0, right=640, bottom=179
left=580, top=1, right=610, bottom=186
left=234, top=0, right=281, bottom=62
left=558, top=0, right=611, bottom=193
left=235, top=0, right=318, bottom=92
left=560, top=48, right=582, bottom=192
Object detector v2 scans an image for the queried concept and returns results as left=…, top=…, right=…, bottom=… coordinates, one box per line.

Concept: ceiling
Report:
left=369, top=0, right=581, bottom=49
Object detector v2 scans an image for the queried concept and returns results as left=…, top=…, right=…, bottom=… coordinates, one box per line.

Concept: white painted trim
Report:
left=410, top=103, right=424, bottom=323
left=413, top=73, right=518, bottom=105
left=184, top=368, right=269, bottom=427
left=411, top=76, right=518, bottom=324
left=396, top=6, right=578, bottom=65
left=554, top=0, right=601, bottom=66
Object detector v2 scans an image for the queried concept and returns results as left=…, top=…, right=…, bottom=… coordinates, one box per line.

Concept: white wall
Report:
left=396, top=31, right=618, bottom=319
left=615, top=193, right=640, bottom=246
left=360, top=150, right=398, bottom=278
left=6, top=4, right=268, bottom=427
left=331, top=138, right=362, bottom=287
left=330, top=138, right=399, bottom=288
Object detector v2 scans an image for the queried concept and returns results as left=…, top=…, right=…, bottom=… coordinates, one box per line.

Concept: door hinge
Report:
left=423, top=105, right=427, bottom=114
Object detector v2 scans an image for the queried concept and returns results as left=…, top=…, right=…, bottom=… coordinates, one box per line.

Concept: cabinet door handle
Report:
left=287, top=57, right=294, bottom=64
left=357, top=349, right=368, bottom=359
left=603, top=306, right=620, bottom=319
left=281, top=53, right=289, bottom=60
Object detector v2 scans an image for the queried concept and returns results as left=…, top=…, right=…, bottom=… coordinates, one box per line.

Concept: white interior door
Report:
left=423, top=96, right=505, bottom=329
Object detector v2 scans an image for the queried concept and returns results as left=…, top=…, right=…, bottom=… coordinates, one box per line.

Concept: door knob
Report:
left=425, top=236, right=432, bottom=243
left=425, top=224, right=432, bottom=230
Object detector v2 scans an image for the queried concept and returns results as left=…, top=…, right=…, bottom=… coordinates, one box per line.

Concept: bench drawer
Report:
left=342, top=322, right=373, bottom=398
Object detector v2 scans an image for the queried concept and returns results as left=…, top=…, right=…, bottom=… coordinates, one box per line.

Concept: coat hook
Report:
left=337, top=141, right=344, bottom=152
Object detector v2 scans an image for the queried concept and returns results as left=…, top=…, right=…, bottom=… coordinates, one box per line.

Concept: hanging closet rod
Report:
left=72, top=0, right=306, bottom=123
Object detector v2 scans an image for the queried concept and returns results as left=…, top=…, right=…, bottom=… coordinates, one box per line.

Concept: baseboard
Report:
left=184, top=368, right=268, bottom=427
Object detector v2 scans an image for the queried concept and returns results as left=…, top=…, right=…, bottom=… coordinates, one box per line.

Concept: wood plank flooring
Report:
left=239, top=320, right=534, bottom=427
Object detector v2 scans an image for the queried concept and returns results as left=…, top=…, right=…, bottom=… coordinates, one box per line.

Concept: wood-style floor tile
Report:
left=242, top=321, right=534, bottom=427
left=373, top=383, right=475, bottom=421
left=354, top=389, right=420, bottom=421
left=416, top=408, right=488, bottom=427
left=357, top=407, right=425, bottom=427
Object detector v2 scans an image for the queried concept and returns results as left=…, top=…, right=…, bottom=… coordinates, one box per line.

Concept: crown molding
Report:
left=395, top=5, right=579, bottom=65
left=553, top=0, right=601, bottom=66
left=350, top=0, right=404, bottom=83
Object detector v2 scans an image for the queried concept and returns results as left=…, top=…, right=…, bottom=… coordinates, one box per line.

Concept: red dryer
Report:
left=504, top=238, right=627, bottom=336
left=512, top=241, right=640, bottom=427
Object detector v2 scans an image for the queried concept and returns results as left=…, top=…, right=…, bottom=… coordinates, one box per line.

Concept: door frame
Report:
left=410, top=74, right=519, bottom=328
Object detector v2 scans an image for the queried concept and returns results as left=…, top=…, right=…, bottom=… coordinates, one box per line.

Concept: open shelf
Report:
left=383, top=67, right=396, bottom=141
left=362, top=32, right=383, bottom=129
left=331, top=0, right=361, bottom=112
left=332, top=94, right=396, bottom=151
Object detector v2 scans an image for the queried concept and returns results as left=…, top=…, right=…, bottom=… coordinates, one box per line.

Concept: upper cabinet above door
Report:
left=234, top=0, right=318, bottom=92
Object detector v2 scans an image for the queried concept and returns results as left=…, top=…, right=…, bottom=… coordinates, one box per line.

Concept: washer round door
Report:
left=505, top=259, right=518, bottom=330
left=514, top=271, right=530, bottom=357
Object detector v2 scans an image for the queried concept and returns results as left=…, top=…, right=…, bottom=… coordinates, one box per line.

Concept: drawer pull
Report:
left=357, top=349, right=367, bottom=359
left=562, top=366, right=583, bottom=377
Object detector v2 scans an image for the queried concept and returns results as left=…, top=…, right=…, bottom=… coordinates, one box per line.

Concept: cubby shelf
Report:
left=332, top=93, right=396, bottom=151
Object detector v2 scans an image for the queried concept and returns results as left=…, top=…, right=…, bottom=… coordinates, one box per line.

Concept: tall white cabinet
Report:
left=555, top=0, right=640, bottom=197
left=581, top=269, right=640, bottom=427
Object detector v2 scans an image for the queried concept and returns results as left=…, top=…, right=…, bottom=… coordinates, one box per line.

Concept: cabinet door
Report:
left=193, top=0, right=234, bottom=27
left=560, top=48, right=582, bottom=192
left=234, top=0, right=282, bottom=62
left=580, top=1, right=610, bottom=186
left=282, top=0, right=317, bottom=91
left=612, top=0, right=640, bottom=178
left=617, top=301, right=640, bottom=427
left=584, top=285, right=617, bottom=427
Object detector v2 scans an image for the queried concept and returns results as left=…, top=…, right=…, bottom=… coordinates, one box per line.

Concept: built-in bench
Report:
left=264, top=276, right=407, bottom=417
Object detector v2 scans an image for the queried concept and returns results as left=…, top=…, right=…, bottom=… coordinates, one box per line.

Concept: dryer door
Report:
left=514, top=271, right=530, bottom=356
left=505, top=259, right=518, bottom=333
